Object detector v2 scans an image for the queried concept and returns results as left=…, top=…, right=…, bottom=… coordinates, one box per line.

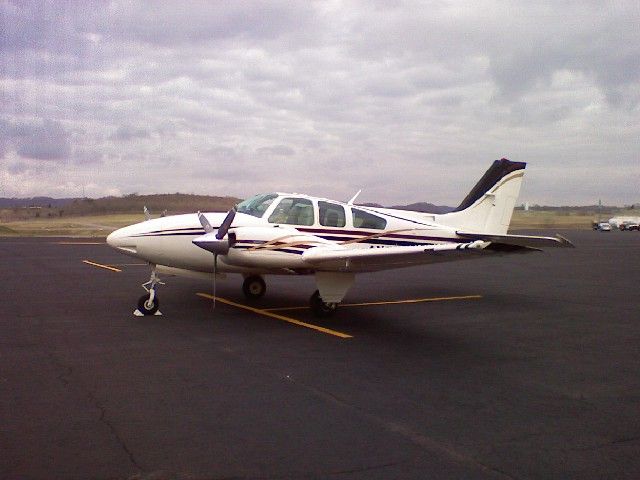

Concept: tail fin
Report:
left=438, top=158, right=526, bottom=235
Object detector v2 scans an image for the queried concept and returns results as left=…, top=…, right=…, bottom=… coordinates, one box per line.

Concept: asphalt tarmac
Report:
left=1, top=230, right=639, bottom=479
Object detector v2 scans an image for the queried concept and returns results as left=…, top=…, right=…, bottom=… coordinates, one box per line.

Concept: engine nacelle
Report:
left=224, top=225, right=331, bottom=269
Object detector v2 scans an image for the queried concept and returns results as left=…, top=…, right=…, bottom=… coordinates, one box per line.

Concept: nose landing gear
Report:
left=134, top=267, right=164, bottom=316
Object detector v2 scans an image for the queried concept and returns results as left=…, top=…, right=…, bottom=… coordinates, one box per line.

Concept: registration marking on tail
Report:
left=196, top=293, right=352, bottom=339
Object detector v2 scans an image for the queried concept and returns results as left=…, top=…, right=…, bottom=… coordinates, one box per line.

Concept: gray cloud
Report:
left=0, top=1, right=104, bottom=81
left=6, top=160, right=28, bottom=175
left=1, top=118, right=71, bottom=161
left=0, top=1, right=638, bottom=204
left=256, top=145, right=295, bottom=156
left=95, top=1, right=317, bottom=46
left=485, top=3, right=640, bottom=108
left=110, top=124, right=151, bottom=142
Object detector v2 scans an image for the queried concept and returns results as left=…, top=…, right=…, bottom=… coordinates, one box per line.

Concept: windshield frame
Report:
left=235, top=193, right=278, bottom=218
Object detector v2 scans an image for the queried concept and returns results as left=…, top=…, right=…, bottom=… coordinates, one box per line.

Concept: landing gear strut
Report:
left=135, top=267, right=164, bottom=316
left=242, top=275, right=266, bottom=299
left=310, top=290, right=337, bottom=317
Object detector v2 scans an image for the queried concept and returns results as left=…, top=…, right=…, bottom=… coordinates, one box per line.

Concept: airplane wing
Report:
left=301, top=240, right=537, bottom=273
left=456, top=232, right=574, bottom=248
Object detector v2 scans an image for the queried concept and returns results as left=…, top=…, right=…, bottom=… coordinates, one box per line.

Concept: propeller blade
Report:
left=198, top=211, right=214, bottom=233
left=216, top=206, right=237, bottom=240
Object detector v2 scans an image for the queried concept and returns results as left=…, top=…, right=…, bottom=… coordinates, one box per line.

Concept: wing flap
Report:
left=457, top=231, right=574, bottom=248
left=302, top=241, right=491, bottom=272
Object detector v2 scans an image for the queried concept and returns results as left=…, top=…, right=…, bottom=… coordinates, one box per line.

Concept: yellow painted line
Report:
left=342, top=295, right=483, bottom=308
left=264, top=295, right=482, bottom=312
left=263, top=306, right=317, bottom=312
left=56, top=241, right=105, bottom=245
left=196, top=293, right=352, bottom=339
left=82, top=260, right=122, bottom=272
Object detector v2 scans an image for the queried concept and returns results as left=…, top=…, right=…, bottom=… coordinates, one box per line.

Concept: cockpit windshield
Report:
left=236, top=193, right=278, bottom=218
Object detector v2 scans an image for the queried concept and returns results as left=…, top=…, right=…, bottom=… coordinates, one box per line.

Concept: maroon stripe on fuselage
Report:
left=296, top=227, right=456, bottom=243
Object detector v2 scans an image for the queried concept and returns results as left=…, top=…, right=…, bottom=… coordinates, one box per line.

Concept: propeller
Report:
left=193, top=207, right=237, bottom=310
left=216, top=206, right=236, bottom=240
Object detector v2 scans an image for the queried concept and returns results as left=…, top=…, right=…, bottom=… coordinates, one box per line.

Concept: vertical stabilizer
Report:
left=438, top=159, right=526, bottom=235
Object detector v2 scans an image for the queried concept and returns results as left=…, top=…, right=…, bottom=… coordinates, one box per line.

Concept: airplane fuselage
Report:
left=107, top=192, right=462, bottom=276
left=105, top=159, right=572, bottom=316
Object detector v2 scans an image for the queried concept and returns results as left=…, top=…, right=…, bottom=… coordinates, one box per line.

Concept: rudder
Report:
left=438, top=158, right=526, bottom=235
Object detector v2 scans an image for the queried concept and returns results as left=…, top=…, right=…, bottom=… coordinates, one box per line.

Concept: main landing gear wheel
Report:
left=137, top=293, right=159, bottom=315
left=310, top=290, right=337, bottom=317
left=242, top=275, right=266, bottom=299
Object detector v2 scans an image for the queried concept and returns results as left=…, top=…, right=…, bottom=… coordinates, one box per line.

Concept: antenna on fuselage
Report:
left=347, top=189, right=362, bottom=205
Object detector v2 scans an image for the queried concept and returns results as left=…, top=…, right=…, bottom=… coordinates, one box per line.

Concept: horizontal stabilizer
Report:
left=457, top=231, right=574, bottom=248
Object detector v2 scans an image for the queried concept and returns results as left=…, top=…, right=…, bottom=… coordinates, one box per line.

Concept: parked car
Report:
left=620, top=222, right=639, bottom=231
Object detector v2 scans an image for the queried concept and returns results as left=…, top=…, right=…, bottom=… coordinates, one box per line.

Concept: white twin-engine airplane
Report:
left=107, top=159, right=573, bottom=317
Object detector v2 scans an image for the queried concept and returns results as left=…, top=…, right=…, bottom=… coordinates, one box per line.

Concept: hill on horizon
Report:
left=0, top=194, right=241, bottom=221
left=1, top=194, right=635, bottom=219
left=390, top=202, right=455, bottom=214
left=0, top=197, right=75, bottom=208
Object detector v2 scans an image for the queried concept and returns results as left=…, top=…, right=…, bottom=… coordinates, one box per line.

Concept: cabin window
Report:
left=352, top=208, right=387, bottom=229
left=319, top=201, right=346, bottom=227
left=236, top=193, right=277, bottom=218
left=268, top=198, right=314, bottom=226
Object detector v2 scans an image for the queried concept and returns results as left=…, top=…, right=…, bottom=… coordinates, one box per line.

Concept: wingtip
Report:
left=555, top=234, right=575, bottom=248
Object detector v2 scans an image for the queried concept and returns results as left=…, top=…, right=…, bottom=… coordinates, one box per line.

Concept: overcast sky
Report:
left=1, top=1, right=638, bottom=206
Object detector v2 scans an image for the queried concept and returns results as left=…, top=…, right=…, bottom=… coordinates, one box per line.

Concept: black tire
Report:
left=310, top=290, right=337, bottom=317
left=137, top=293, right=159, bottom=315
left=242, top=275, right=266, bottom=299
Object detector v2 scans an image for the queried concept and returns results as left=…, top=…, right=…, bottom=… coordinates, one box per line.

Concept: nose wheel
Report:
left=134, top=267, right=164, bottom=316
left=137, top=292, right=159, bottom=315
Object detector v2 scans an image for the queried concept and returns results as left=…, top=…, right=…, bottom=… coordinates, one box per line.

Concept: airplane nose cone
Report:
left=106, top=229, right=121, bottom=248
left=106, top=227, right=137, bottom=254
